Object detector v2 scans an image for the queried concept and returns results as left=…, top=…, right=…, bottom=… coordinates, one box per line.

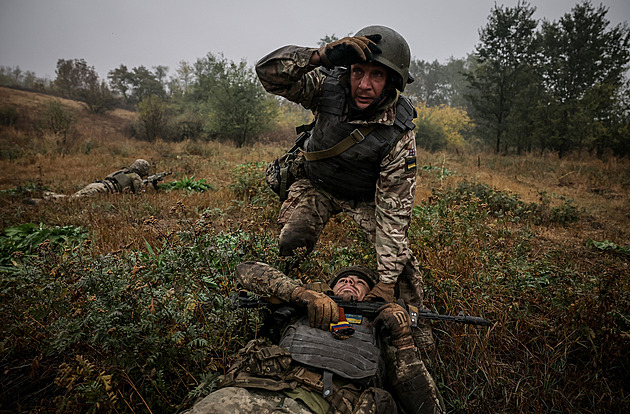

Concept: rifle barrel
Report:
left=329, top=296, right=492, bottom=326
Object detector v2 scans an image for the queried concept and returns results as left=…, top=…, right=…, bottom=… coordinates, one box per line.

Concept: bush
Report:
left=414, top=103, right=474, bottom=152
left=0, top=104, right=18, bottom=126
left=229, top=161, right=276, bottom=207
left=436, top=180, right=580, bottom=225
left=39, top=100, right=74, bottom=138
left=137, top=95, right=172, bottom=141
left=0, top=226, right=276, bottom=412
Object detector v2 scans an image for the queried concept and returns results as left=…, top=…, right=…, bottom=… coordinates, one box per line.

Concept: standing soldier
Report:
left=27, top=159, right=152, bottom=203
left=256, top=26, right=434, bottom=352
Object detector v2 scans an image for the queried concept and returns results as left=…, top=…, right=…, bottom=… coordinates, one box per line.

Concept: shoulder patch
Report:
left=405, top=156, right=417, bottom=172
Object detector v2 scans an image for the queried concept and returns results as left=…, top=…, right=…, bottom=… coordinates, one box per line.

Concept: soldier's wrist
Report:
left=317, top=46, right=333, bottom=68
left=392, top=335, right=415, bottom=349
left=290, top=286, right=307, bottom=304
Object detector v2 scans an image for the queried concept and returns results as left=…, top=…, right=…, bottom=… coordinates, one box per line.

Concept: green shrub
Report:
left=159, top=175, right=215, bottom=192
left=137, top=95, right=172, bottom=141
left=436, top=180, right=580, bottom=225
left=0, top=223, right=87, bottom=271
left=0, top=227, right=278, bottom=412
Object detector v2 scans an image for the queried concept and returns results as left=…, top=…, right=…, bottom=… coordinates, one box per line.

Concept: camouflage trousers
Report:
left=186, top=386, right=403, bottom=414
left=185, top=387, right=313, bottom=414
left=43, top=180, right=119, bottom=201
left=277, top=179, right=434, bottom=351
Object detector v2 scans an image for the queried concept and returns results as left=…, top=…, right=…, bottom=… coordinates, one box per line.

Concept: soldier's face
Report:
left=350, top=62, right=387, bottom=110
left=332, top=275, right=371, bottom=301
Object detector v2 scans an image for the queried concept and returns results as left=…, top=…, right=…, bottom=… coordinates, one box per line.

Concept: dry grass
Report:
left=1, top=86, right=629, bottom=412
left=415, top=150, right=630, bottom=245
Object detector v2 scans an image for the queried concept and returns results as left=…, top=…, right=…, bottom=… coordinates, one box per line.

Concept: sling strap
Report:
left=302, top=125, right=378, bottom=162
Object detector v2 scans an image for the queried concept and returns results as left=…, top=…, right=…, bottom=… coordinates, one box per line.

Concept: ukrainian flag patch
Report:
left=405, top=157, right=417, bottom=172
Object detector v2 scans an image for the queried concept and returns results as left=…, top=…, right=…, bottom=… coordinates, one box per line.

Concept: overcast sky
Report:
left=1, top=0, right=628, bottom=80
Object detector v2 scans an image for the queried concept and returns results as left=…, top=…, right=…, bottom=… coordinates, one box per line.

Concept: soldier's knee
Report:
left=279, top=226, right=318, bottom=257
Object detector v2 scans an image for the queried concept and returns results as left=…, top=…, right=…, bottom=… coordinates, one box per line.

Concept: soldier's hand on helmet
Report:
left=318, top=35, right=382, bottom=68
left=374, top=302, right=415, bottom=349
left=363, top=281, right=396, bottom=303
left=291, top=286, right=339, bottom=330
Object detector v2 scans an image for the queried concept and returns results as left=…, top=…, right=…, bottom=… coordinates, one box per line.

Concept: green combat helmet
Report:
left=129, top=159, right=150, bottom=178
left=329, top=265, right=379, bottom=290
left=354, top=25, right=413, bottom=92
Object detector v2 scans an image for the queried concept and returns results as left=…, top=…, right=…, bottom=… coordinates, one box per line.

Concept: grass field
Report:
left=1, top=86, right=629, bottom=413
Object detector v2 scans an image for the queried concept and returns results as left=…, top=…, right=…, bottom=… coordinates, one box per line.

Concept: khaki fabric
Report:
left=185, top=387, right=313, bottom=414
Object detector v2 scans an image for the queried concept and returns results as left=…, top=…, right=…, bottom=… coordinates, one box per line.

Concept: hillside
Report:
left=1, top=87, right=629, bottom=412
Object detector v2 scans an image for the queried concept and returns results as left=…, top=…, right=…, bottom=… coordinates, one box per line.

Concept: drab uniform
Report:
left=42, top=169, right=145, bottom=200
left=185, top=262, right=444, bottom=414
left=255, top=46, right=433, bottom=350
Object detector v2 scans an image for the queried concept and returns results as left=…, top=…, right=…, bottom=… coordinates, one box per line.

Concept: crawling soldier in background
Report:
left=25, top=159, right=151, bottom=204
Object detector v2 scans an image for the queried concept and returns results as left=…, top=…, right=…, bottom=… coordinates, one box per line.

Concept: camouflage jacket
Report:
left=234, top=262, right=443, bottom=414
left=256, top=46, right=417, bottom=284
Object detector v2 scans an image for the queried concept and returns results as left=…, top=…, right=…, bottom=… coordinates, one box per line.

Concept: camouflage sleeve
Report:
left=130, top=173, right=145, bottom=194
left=255, top=45, right=326, bottom=109
left=384, top=346, right=444, bottom=414
left=374, top=129, right=417, bottom=284
left=235, top=261, right=303, bottom=302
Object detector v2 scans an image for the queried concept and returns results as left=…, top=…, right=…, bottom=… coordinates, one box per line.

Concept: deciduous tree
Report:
left=465, top=1, right=538, bottom=153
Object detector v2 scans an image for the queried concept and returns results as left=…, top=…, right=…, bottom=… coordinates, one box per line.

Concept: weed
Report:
left=0, top=222, right=87, bottom=270
left=229, top=161, right=276, bottom=206
left=0, top=227, right=266, bottom=412
left=160, top=175, right=215, bottom=192
left=586, top=239, right=630, bottom=257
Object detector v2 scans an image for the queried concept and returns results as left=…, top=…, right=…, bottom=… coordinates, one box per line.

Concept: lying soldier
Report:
left=25, top=159, right=154, bottom=204
left=186, top=261, right=444, bottom=414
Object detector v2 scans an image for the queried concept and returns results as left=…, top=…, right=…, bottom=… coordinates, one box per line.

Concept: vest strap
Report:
left=108, top=171, right=133, bottom=192
left=303, top=125, right=377, bottom=162
left=323, top=370, right=334, bottom=398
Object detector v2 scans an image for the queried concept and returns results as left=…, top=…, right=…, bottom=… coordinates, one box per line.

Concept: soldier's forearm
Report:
left=255, top=46, right=324, bottom=108
left=235, top=261, right=302, bottom=302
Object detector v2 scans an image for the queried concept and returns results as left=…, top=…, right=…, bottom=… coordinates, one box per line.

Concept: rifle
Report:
left=327, top=296, right=493, bottom=328
left=143, top=171, right=172, bottom=188
left=232, top=291, right=492, bottom=329
left=267, top=127, right=311, bottom=201
left=289, top=126, right=311, bottom=154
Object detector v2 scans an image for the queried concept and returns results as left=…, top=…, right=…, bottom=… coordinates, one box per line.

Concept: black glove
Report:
left=374, top=302, right=415, bottom=349
left=318, top=34, right=382, bottom=68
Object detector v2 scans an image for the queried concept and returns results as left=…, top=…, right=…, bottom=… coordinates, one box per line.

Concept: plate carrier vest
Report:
left=303, top=67, right=416, bottom=201
left=279, top=316, right=384, bottom=388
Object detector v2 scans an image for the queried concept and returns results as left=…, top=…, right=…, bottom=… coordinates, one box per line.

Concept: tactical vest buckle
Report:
left=349, top=129, right=365, bottom=144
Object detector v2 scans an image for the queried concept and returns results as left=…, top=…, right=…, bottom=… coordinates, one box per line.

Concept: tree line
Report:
left=1, top=1, right=628, bottom=155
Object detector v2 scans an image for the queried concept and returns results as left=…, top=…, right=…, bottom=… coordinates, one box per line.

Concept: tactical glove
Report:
left=374, top=302, right=415, bottom=349
left=318, top=34, right=382, bottom=68
left=364, top=281, right=396, bottom=303
left=290, top=286, right=339, bottom=331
